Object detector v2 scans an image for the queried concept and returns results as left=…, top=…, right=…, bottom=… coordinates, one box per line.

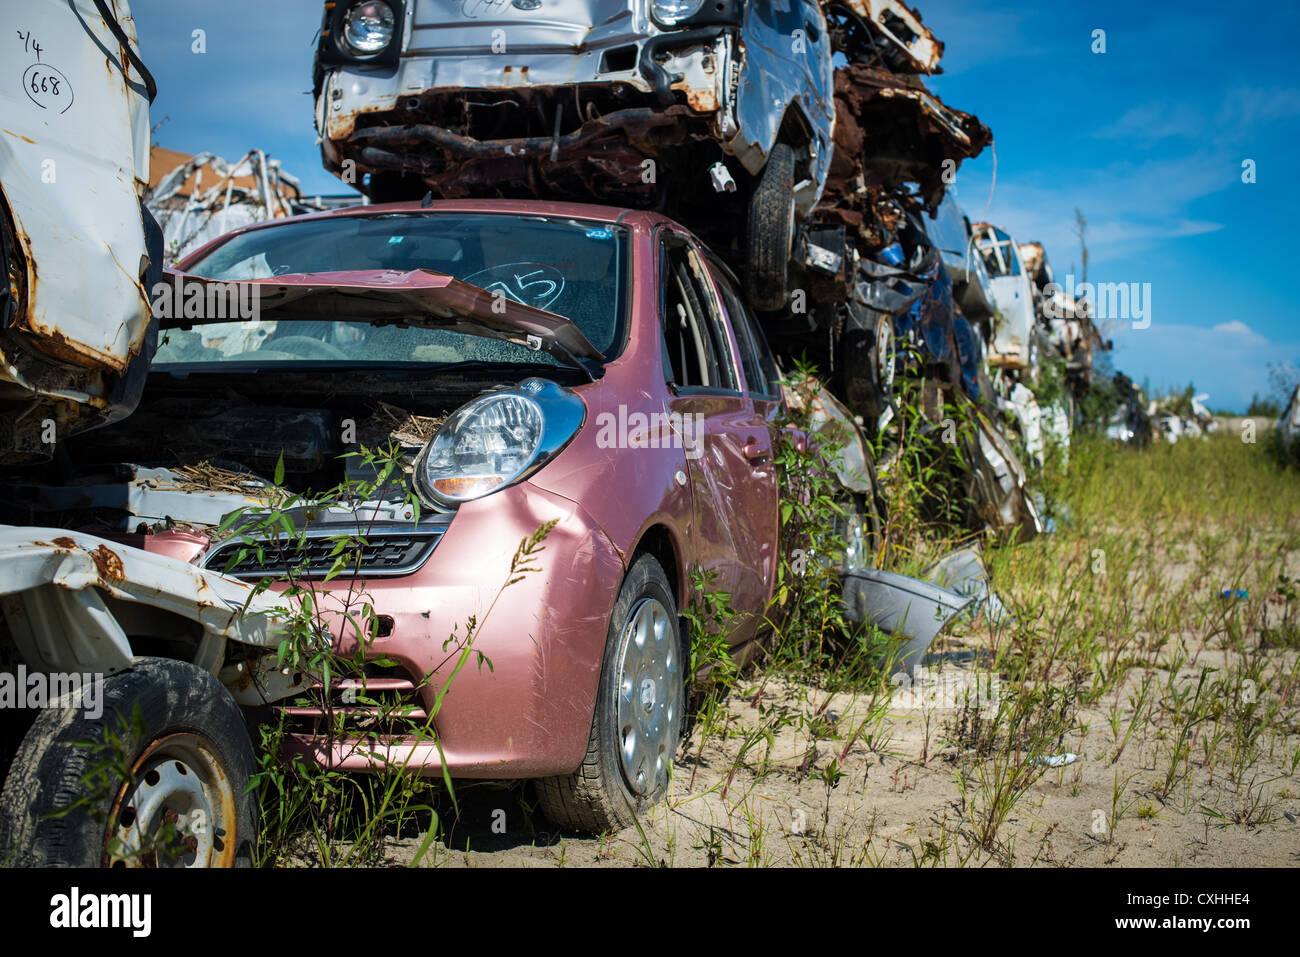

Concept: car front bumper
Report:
left=279, top=480, right=626, bottom=779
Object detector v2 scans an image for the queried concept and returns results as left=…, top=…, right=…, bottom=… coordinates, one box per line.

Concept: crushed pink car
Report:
left=12, top=199, right=869, bottom=833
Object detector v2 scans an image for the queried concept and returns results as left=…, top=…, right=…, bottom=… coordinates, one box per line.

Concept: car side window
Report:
left=706, top=260, right=781, bottom=400
left=975, top=227, right=1022, bottom=278
left=660, top=236, right=739, bottom=392
left=993, top=228, right=1021, bottom=276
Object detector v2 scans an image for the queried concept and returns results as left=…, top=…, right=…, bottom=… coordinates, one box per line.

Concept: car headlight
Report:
left=651, top=0, right=705, bottom=26
left=413, top=379, right=586, bottom=508
left=341, top=1, right=396, bottom=55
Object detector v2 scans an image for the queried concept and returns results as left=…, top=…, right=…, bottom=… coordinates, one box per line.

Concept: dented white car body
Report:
left=0, top=528, right=287, bottom=691
left=972, top=223, right=1035, bottom=371
left=0, top=0, right=163, bottom=462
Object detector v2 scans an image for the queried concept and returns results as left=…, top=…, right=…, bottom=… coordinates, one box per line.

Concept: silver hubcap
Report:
left=615, top=597, right=681, bottom=799
left=109, top=733, right=237, bottom=867
left=844, top=506, right=868, bottom=569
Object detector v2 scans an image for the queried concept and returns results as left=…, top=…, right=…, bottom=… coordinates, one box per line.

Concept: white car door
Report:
left=976, top=225, right=1035, bottom=369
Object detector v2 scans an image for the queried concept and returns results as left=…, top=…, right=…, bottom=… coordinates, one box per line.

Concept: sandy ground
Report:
left=380, top=618, right=1299, bottom=868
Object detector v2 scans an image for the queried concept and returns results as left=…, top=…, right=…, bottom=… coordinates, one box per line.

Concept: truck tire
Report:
left=0, top=657, right=258, bottom=867
left=747, top=142, right=797, bottom=312
left=535, top=553, right=684, bottom=833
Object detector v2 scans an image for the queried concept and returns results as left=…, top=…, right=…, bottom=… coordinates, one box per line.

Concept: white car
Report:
left=1, top=0, right=162, bottom=462
left=973, top=223, right=1036, bottom=371
left=0, top=0, right=286, bottom=867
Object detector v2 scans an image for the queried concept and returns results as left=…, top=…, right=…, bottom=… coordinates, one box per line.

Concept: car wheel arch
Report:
left=629, top=523, right=685, bottom=614
left=774, top=106, right=816, bottom=177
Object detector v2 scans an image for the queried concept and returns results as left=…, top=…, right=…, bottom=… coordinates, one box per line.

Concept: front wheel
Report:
left=535, top=553, right=684, bottom=833
left=0, top=657, right=258, bottom=867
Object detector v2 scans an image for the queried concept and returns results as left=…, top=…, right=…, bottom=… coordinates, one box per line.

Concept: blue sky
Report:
left=922, top=0, right=1300, bottom=411
left=130, top=0, right=1299, bottom=411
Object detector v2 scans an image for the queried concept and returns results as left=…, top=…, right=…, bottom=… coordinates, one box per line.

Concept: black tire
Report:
left=535, top=553, right=684, bottom=833
left=0, top=658, right=258, bottom=867
left=841, top=311, right=897, bottom=433
left=747, top=142, right=797, bottom=312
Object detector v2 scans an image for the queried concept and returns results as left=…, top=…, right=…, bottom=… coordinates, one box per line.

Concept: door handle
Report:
left=741, top=441, right=769, bottom=464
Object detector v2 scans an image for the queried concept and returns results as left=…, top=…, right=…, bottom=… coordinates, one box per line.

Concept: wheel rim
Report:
left=615, top=597, right=681, bottom=800
left=842, top=502, right=868, bottom=570
left=107, top=733, right=239, bottom=868
left=876, top=318, right=896, bottom=394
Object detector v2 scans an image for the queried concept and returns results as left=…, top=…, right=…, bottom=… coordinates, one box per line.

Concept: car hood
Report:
left=159, top=268, right=605, bottom=366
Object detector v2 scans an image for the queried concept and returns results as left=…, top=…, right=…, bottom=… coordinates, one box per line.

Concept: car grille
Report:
left=279, top=664, right=432, bottom=738
left=204, top=531, right=442, bottom=580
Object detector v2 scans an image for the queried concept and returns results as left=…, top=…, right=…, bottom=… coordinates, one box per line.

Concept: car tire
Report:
left=0, top=657, right=258, bottom=867
left=747, top=142, right=797, bottom=312
left=842, top=311, right=897, bottom=432
left=535, top=553, right=684, bottom=834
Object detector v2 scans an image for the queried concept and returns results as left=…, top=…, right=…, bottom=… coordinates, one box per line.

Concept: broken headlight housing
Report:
left=318, top=0, right=404, bottom=67
left=413, top=379, right=585, bottom=509
left=649, top=0, right=741, bottom=27
left=651, top=0, right=705, bottom=25
left=342, top=1, right=396, bottom=54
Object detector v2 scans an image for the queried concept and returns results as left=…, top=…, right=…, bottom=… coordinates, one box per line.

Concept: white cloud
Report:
left=948, top=145, right=1240, bottom=272
left=1093, top=87, right=1300, bottom=146
left=1111, top=321, right=1299, bottom=410
left=1210, top=320, right=1268, bottom=343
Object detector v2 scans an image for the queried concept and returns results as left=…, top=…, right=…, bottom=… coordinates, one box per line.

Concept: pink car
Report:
left=134, top=199, right=796, bottom=832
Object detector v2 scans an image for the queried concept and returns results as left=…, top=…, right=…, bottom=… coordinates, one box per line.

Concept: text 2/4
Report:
left=16, top=29, right=43, bottom=59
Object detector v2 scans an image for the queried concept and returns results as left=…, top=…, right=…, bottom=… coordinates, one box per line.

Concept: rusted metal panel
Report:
left=0, top=0, right=158, bottom=460
left=821, top=61, right=991, bottom=219
left=833, top=0, right=945, bottom=75
left=0, top=527, right=289, bottom=680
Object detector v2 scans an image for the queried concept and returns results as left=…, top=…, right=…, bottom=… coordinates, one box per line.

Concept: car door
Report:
left=658, top=231, right=775, bottom=647
left=976, top=226, right=1035, bottom=368
left=738, top=0, right=835, bottom=212
left=702, top=254, right=782, bottom=601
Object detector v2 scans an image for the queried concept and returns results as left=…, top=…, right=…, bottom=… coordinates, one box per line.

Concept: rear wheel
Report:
left=535, top=554, right=684, bottom=833
left=747, top=142, right=797, bottom=312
